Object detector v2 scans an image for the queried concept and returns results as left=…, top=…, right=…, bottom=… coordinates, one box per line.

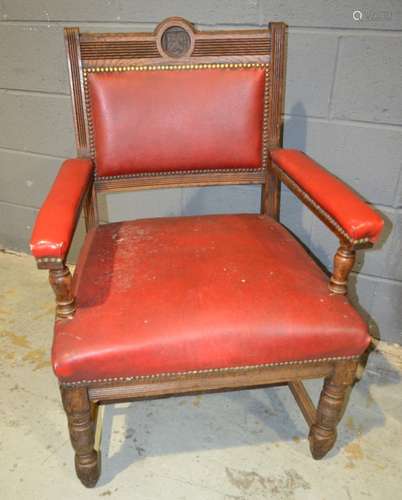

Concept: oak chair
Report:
left=30, top=18, right=384, bottom=487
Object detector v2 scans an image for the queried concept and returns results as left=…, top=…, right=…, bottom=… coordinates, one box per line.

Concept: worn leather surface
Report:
left=53, top=214, right=370, bottom=382
left=88, top=68, right=265, bottom=176
left=270, top=149, right=384, bottom=242
left=30, top=159, right=93, bottom=259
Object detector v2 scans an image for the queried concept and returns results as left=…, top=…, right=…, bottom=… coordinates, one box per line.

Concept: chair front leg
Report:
left=61, top=386, right=100, bottom=487
left=309, top=360, right=358, bottom=459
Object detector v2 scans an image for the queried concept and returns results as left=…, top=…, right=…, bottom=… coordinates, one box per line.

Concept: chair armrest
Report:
left=30, top=158, right=93, bottom=266
left=270, top=149, right=384, bottom=245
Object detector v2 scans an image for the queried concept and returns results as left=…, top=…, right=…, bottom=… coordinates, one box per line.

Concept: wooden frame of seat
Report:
left=35, top=18, right=372, bottom=487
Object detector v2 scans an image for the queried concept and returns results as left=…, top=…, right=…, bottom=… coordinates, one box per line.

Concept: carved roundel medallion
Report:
left=161, top=27, right=191, bottom=57
left=155, top=17, right=195, bottom=59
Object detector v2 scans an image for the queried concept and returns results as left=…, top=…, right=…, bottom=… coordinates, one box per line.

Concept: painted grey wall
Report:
left=0, top=1, right=401, bottom=343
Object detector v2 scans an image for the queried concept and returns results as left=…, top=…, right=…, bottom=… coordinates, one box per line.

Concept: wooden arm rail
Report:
left=271, top=161, right=360, bottom=294
left=269, top=149, right=383, bottom=245
left=31, top=160, right=95, bottom=318
left=30, top=159, right=93, bottom=265
left=268, top=149, right=384, bottom=294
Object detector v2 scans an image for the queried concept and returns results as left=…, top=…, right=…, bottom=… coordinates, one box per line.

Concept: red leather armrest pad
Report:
left=270, top=149, right=384, bottom=243
left=30, top=159, right=93, bottom=259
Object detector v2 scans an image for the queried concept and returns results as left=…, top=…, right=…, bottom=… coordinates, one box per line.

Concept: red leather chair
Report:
left=30, top=18, right=383, bottom=487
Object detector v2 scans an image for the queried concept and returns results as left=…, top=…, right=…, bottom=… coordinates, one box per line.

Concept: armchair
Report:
left=30, top=18, right=383, bottom=487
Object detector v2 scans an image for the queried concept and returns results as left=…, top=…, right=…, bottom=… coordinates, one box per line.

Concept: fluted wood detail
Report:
left=64, top=28, right=89, bottom=156
left=262, top=22, right=286, bottom=219
left=193, top=37, right=270, bottom=56
left=267, top=22, right=286, bottom=149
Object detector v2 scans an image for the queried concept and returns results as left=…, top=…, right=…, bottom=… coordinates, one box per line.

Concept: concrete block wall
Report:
left=0, top=1, right=401, bottom=343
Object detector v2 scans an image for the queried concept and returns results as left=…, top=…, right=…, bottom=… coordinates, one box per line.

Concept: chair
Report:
left=30, top=17, right=384, bottom=487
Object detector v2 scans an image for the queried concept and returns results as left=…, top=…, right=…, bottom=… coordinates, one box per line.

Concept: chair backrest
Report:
left=65, top=17, right=286, bottom=202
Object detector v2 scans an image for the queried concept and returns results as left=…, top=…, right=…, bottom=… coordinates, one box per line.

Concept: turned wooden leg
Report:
left=309, top=361, right=358, bottom=459
left=61, top=386, right=100, bottom=487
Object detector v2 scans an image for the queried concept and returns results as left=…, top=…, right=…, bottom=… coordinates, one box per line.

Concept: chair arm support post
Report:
left=49, top=265, right=76, bottom=319
left=329, top=245, right=356, bottom=295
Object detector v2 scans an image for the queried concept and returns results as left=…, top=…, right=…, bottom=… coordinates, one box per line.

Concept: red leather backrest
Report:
left=87, top=67, right=265, bottom=177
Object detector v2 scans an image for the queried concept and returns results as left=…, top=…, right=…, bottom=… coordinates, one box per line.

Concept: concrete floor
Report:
left=0, top=251, right=401, bottom=500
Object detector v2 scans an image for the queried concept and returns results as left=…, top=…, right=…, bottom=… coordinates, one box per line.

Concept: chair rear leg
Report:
left=61, top=386, right=100, bottom=487
left=309, top=360, right=358, bottom=459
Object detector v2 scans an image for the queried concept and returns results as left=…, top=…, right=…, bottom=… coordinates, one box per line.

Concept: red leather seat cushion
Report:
left=53, top=215, right=370, bottom=383
left=88, top=68, right=265, bottom=176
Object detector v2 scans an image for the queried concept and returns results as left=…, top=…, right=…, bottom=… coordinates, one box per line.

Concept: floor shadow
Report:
left=96, top=347, right=400, bottom=487
left=97, top=386, right=305, bottom=486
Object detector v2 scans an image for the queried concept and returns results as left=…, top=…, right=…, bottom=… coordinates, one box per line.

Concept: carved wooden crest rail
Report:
left=64, top=17, right=284, bottom=206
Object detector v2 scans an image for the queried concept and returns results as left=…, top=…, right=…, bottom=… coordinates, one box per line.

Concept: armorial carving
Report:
left=161, top=26, right=191, bottom=57
left=155, top=17, right=195, bottom=58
